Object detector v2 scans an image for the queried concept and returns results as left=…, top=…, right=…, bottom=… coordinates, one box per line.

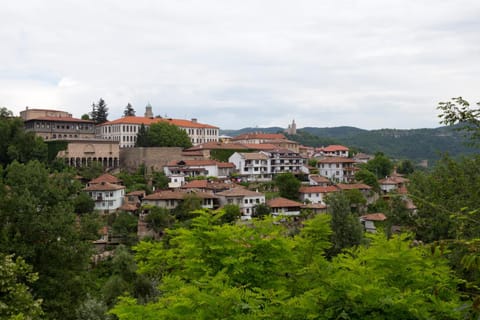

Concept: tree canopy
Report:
left=123, top=103, right=136, bottom=117
left=136, top=121, right=192, bottom=148
left=90, top=98, right=109, bottom=124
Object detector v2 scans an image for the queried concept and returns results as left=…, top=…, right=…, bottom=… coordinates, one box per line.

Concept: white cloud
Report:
left=1, top=0, right=479, bottom=129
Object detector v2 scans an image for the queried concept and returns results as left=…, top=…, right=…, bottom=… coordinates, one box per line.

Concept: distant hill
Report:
left=220, top=126, right=478, bottom=163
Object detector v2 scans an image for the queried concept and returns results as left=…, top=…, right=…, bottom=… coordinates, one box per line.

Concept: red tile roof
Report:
left=336, top=183, right=372, bottom=190
left=299, top=186, right=338, bottom=193
left=98, top=116, right=218, bottom=129
left=309, top=175, right=331, bottom=184
left=182, top=179, right=208, bottom=189
left=267, top=197, right=303, bottom=208
left=89, top=173, right=122, bottom=185
left=232, top=133, right=286, bottom=141
left=143, top=190, right=218, bottom=200
left=26, top=116, right=95, bottom=124
left=217, top=162, right=235, bottom=168
left=360, top=213, right=387, bottom=221
left=166, top=159, right=218, bottom=167
left=241, top=143, right=278, bottom=150
left=317, top=157, right=356, bottom=163
left=216, top=188, right=264, bottom=197
left=321, top=145, right=349, bottom=152
left=84, top=182, right=125, bottom=191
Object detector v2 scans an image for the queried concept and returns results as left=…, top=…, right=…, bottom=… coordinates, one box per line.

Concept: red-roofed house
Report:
left=142, top=190, right=219, bottom=210
left=97, top=106, right=219, bottom=147
left=299, top=186, right=339, bottom=204
left=316, top=157, right=357, bottom=183
left=164, top=160, right=235, bottom=178
left=267, top=197, right=303, bottom=216
left=216, top=188, right=266, bottom=219
left=317, top=145, right=349, bottom=158
left=360, top=213, right=387, bottom=233
left=84, top=181, right=125, bottom=212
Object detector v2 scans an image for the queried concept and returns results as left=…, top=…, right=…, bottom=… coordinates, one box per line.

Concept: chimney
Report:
left=191, top=118, right=197, bottom=123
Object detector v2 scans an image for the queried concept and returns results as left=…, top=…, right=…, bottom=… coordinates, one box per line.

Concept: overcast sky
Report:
left=1, top=1, right=479, bottom=130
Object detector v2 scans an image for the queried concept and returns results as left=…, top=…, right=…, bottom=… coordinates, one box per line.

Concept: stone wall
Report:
left=120, top=147, right=185, bottom=172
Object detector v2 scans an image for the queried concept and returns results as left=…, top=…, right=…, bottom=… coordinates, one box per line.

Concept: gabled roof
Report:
left=241, top=143, right=278, bottom=150
left=317, top=157, right=356, bottom=164
left=267, top=197, right=303, bottom=208
left=166, top=159, right=218, bottom=167
left=299, top=186, right=338, bottom=194
left=25, top=116, right=94, bottom=124
left=217, top=162, right=235, bottom=168
left=360, top=213, right=387, bottom=221
left=182, top=179, right=208, bottom=189
left=309, top=175, right=331, bottom=184
left=237, top=152, right=269, bottom=160
left=216, top=187, right=264, bottom=197
left=321, top=145, right=349, bottom=152
left=89, top=173, right=122, bottom=185
left=232, top=133, right=286, bottom=141
left=336, top=183, right=372, bottom=190
left=99, top=116, right=218, bottom=129
left=84, top=182, right=125, bottom=191
left=143, top=190, right=218, bottom=201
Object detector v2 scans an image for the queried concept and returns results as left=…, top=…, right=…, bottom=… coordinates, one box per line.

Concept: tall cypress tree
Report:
left=123, top=103, right=135, bottom=117
left=90, top=98, right=109, bottom=124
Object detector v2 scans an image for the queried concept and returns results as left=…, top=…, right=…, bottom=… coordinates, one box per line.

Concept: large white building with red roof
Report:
left=97, top=108, right=219, bottom=148
left=316, top=157, right=357, bottom=183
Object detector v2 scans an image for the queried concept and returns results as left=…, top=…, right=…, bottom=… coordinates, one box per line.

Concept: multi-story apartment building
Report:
left=316, top=157, right=357, bottom=182
left=97, top=115, right=219, bottom=148
left=262, top=149, right=306, bottom=175
left=216, top=188, right=266, bottom=219
left=21, top=107, right=96, bottom=140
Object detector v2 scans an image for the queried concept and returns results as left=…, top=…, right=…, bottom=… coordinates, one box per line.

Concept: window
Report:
left=244, top=199, right=248, bottom=204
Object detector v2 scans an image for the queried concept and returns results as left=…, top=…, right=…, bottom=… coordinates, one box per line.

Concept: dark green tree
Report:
left=364, top=152, right=393, bottom=178
left=397, top=159, right=415, bottom=175
left=173, top=194, right=202, bottom=222
left=326, top=192, right=363, bottom=255
left=218, top=204, right=241, bottom=224
left=0, top=161, right=94, bottom=319
left=135, top=124, right=149, bottom=147
left=73, top=192, right=95, bottom=214
left=355, top=168, right=380, bottom=190
left=0, top=107, right=14, bottom=118
left=90, top=98, right=109, bottom=124
left=112, top=212, right=139, bottom=246
left=145, top=206, right=175, bottom=234
left=81, top=114, right=90, bottom=120
left=123, top=103, right=136, bottom=117
left=145, top=121, right=192, bottom=148
left=275, top=172, right=301, bottom=200
left=253, top=203, right=271, bottom=219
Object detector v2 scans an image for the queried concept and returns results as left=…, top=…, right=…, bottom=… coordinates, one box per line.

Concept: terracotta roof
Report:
left=84, top=182, right=125, bottom=191
left=182, top=180, right=208, bottom=189
left=321, top=145, right=349, bottom=152
left=26, top=116, right=94, bottom=124
left=309, top=175, right=331, bottom=184
left=232, top=133, right=286, bottom=141
left=89, top=173, right=122, bottom=185
left=301, top=203, right=327, bottom=210
left=241, top=143, right=277, bottom=150
left=126, top=190, right=146, bottom=197
left=166, top=159, right=218, bottom=167
left=360, top=213, right=387, bottom=221
left=379, top=176, right=409, bottom=185
left=354, top=153, right=373, bottom=160
left=143, top=190, right=186, bottom=200
left=299, top=186, right=338, bottom=194
left=239, top=152, right=269, bottom=160
left=336, top=183, right=372, bottom=190
left=187, top=142, right=248, bottom=151
left=216, top=187, right=264, bottom=197
left=99, top=116, right=218, bottom=129
left=267, top=197, right=303, bottom=208
left=119, top=203, right=138, bottom=211
left=217, top=162, right=235, bottom=168
left=317, top=157, right=356, bottom=164
left=143, top=190, right=218, bottom=200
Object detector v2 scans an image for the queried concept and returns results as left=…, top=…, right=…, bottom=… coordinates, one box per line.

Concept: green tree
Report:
left=123, top=103, right=135, bottom=117
left=173, top=194, right=202, bottom=222
left=135, top=124, right=149, bottom=147
left=81, top=114, right=90, bottom=120
left=355, top=168, right=380, bottom=190
left=0, top=161, right=94, bottom=319
left=218, top=204, right=241, bottom=224
left=0, top=254, right=43, bottom=319
left=0, top=107, right=14, bottom=118
left=275, top=172, right=301, bottom=200
left=253, top=203, right=271, bottom=219
left=438, top=97, right=480, bottom=143
left=326, top=192, right=363, bottom=255
left=344, top=189, right=367, bottom=213
left=397, top=159, right=415, bottom=175
left=74, top=192, right=95, bottom=214
left=145, top=121, right=192, bottom=148
left=90, top=98, right=109, bottom=124
left=364, top=152, right=393, bottom=178
left=112, top=212, right=139, bottom=246
left=144, top=206, right=175, bottom=234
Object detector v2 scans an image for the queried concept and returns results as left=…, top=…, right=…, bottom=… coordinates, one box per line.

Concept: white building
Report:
left=316, top=145, right=349, bottom=158
left=84, top=182, right=125, bottom=213
left=97, top=107, right=219, bottom=148
left=228, top=152, right=270, bottom=181
left=216, top=188, right=266, bottom=219
left=316, top=157, right=357, bottom=183
left=299, top=186, right=338, bottom=204
left=164, top=160, right=235, bottom=178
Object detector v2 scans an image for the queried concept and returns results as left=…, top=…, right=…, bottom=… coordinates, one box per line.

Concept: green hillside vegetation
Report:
left=222, top=125, right=477, bottom=162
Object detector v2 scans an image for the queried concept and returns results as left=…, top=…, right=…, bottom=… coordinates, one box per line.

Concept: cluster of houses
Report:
left=18, top=106, right=416, bottom=237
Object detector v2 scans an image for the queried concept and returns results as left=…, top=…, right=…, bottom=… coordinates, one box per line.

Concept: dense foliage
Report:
left=135, top=121, right=192, bottom=148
